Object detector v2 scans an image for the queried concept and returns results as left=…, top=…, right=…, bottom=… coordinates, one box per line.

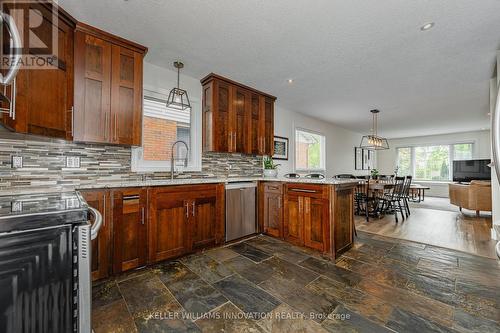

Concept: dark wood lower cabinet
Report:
left=148, top=189, right=190, bottom=263
left=284, top=184, right=329, bottom=252
left=282, top=183, right=354, bottom=258
left=148, top=184, right=225, bottom=263
left=80, top=189, right=111, bottom=281
left=190, top=185, right=225, bottom=251
left=333, top=185, right=355, bottom=255
left=79, top=181, right=353, bottom=279
left=259, top=182, right=283, bottom=238
left=112, top=188, right=148, bottom=274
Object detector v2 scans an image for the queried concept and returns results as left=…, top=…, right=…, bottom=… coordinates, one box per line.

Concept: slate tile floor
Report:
left=92, top=232, right=500, bottom=333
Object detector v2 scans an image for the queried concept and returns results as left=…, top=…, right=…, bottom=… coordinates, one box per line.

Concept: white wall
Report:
left=273, top=106, right=373, bottom=178
left=377, top=130, right=491, bottom=197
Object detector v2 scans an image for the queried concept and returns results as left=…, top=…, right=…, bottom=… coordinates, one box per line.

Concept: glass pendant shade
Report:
left=167, top=87, right=191, bottom=110
left=359, top=109, right=389, bottom=150
left=166, top=61, right=191, bottom=110
left=360, top=135, right=389, bottom=150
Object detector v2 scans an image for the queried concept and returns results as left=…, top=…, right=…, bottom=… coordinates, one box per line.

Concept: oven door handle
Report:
left=88, top=207, right=103, bottom=240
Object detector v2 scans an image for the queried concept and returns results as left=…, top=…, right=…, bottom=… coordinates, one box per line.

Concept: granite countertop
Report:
left=75, top=177, right=361, bottom=190
left=0, top=177, right=361, bottom=197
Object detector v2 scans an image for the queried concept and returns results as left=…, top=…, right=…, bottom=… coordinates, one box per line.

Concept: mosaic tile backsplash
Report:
left=0, top=129, right=263, bottom=192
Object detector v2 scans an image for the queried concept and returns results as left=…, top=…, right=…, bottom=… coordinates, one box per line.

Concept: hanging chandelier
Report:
left=166, top=61, right=191, bottom=110
left=359, top=109, right=389, bottom=150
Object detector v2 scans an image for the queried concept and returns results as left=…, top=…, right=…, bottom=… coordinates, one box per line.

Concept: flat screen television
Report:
left=453, top=159, right=491, bottom=183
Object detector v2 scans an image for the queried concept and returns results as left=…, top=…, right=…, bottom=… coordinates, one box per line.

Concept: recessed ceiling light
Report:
left=287, top=79, right=294, bottom=84
left=420, top=22, right=435, bottom=31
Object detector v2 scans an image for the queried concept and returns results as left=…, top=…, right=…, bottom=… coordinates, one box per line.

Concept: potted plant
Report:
left=263, top=156, right=280, bottom=178
left=371, top=168, right=380, bottom=180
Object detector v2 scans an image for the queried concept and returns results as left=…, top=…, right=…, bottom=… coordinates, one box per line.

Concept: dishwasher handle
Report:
left=225, top=182, right=258, bottom=190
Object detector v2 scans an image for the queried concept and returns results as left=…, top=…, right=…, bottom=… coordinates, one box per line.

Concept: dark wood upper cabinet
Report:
left=112, top=188, right=148, bottom=274
left=201, top=74, right=276, bottom=155
left=262, top=96, right=275, bottom=156
left=73, top=32, right=111, bottom=143
left=250, top=93, right=262, bottom=155
left=73, top=23, right=146, bottom=145
left=1, top=2, right=75, bottom=139
left=110, top=45, right=143, bottom=145
left=80, top=189, right=111, bottom=281
left=0, top=2, right=147, bottom=144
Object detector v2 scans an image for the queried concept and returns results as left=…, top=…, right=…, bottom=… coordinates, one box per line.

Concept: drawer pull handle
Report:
left=289, top=189, right=318, bottom=193
left=123, top=195, right=140, bottom=200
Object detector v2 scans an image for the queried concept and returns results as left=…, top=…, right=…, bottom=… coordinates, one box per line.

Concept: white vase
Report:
left=263, top=169, right=278, bottom=178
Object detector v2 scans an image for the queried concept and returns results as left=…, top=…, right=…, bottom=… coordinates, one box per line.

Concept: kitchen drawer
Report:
left=285, top=183, right=329, bottom=199
left=263, top=182, right=283, bottom=194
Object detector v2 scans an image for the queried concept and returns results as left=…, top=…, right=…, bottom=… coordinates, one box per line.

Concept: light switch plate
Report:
left=11, top=156, right=23, bottom=168
left=66, top=156, right=81, bottom=168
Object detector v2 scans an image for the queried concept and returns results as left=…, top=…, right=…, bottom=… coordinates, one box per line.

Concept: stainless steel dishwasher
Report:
left=225, top=182, right=257, bottom=242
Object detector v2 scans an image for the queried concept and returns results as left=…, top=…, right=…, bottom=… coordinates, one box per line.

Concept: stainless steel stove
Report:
left=0, top=191, right=102, bottom=333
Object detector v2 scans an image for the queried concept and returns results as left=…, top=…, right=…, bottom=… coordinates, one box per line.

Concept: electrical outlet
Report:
left=11, top=156, right=23, bottom=169
left=65, top=198, right=80, bottom=209
left=66, top=156, right=81, bottom=168
left=11, top=201, right=23, bottom=213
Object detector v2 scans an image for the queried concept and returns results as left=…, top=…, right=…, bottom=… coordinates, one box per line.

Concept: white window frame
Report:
left=395, top=141, right=475, bottom=182
left=294, top=127, right=326, bottom=172
left=131, top=86, right=202, bottom=173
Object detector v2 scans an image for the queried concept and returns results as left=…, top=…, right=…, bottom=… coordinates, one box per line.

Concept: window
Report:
left=295, top=129, right=326, bottom=171
left=396, top=143, right=474, bottom=181
left=453, top=143, right=473, bottom=160
left=414, top=145, right=450, bottom=181
left=131, top=90, right=201, bottom=172
left=396, top=147, right=411, bottom=177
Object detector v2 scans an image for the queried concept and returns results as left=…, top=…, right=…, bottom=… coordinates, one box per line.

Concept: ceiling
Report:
left=60, top=0, right=500, bottom=138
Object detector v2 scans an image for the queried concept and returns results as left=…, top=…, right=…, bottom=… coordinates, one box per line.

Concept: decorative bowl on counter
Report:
left=263, top=169, right=278, bottom=178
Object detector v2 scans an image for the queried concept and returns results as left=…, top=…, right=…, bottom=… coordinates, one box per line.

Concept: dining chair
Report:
left=305, top=173, right=325, bottom=179
left=379, top=176, right=406, bottom=223
left=401, top=176, right=413, bottom=217
left=334, top=174, right=356, bottom=179
left=284, top=173, right=301, bottom=178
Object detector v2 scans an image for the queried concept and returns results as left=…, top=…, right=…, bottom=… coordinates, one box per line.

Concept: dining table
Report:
left=357, top=180, right=426, bottom=221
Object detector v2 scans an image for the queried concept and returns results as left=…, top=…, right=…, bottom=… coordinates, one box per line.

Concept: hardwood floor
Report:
left=356, top=197, right=496, bottom=259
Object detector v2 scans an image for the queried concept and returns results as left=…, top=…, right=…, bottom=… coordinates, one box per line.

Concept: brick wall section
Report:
left=142, top=116, right=177, bottom=161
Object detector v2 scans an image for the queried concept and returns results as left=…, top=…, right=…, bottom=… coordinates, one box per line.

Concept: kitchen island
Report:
left=259, top=180, right=357, bottom=260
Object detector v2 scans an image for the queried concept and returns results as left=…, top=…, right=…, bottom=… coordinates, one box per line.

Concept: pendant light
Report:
left=359, top=109, right=389, bottom=150
left=166, top=61, right=191, bottom=110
